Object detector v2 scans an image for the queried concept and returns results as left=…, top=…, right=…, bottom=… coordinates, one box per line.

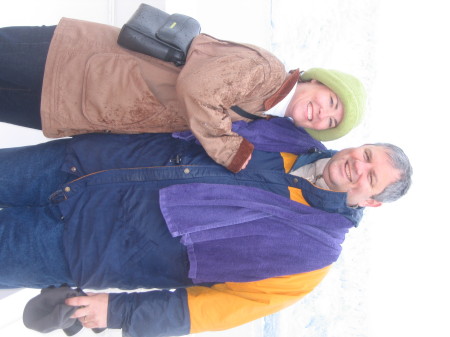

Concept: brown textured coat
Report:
left=41, top=18, right=299, bottom=172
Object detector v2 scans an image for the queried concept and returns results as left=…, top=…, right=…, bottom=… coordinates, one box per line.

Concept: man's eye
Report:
left=329, top=118, right=336, bottom=128
left=330, top=96, right=334, bottom=107
left=364, top=150, right=371, bottom=162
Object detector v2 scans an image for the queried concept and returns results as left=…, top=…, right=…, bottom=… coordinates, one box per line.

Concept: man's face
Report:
left=285, top=80, right=344, bottom=130
left=322, top=145, right=401, bottom=207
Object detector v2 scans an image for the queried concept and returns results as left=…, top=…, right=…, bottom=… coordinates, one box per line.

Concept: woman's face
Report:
left=285, top=80, right=344, bottom=130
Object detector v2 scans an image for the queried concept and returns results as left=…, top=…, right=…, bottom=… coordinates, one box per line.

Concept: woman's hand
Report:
left=66, top=293, right=109, bottom=329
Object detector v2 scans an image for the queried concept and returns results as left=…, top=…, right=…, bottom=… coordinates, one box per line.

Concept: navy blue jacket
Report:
left=55, top=131, right=362, bottom=337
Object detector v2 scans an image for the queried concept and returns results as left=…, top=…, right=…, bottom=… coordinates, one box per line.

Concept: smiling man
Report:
left=321, top=145, right=404, bottom=207
left=0, top=120, right=412, bottom=337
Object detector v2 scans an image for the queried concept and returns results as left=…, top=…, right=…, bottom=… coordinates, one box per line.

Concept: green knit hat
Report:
left=300, top=68, right=366, bottom=141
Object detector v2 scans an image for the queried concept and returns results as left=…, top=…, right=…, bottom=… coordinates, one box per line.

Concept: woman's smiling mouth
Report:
left=307, top=102, right=313, bottom=121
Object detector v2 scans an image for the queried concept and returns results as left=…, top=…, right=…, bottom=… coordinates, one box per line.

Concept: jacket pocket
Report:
left=82, top=53, right=164, bottom=127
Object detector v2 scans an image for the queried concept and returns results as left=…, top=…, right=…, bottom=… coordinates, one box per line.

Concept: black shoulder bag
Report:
left=117, top=3, right=201, bottom=66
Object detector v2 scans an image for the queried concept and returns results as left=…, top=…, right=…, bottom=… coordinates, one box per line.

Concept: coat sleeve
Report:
left=107, top=288, right=190, bottom=337
left=175, top=38, right=284, bottom=173
left=106, top=266, right=330, bottom=337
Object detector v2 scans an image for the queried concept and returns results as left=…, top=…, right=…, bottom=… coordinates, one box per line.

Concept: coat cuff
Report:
left=107, top=290, right=190, bottom=337
left=107, top=293, right=126, bottom=329
left=226, top=138, right=254, bottom=173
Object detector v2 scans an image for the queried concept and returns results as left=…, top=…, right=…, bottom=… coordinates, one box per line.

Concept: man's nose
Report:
left=354, top=159, right=370, bottom=177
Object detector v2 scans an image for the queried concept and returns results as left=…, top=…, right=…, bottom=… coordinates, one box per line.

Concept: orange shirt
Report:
left=187, top=152, right=331, bottom=333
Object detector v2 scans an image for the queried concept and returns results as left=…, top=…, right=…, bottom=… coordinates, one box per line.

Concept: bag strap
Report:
left=230, top=105, right=263, bottom=120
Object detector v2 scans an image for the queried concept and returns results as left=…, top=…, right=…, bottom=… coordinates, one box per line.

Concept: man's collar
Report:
left=290, top=149, right=337, bottom=172
left=288, top=149, right=365, bottom=227
left=296, top=176, right=364, bottom=227
left=290, top=158, right=330, bottom=190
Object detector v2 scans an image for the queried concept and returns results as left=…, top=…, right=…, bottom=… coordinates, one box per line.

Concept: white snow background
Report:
left=1, top=1, right=449, bottom=337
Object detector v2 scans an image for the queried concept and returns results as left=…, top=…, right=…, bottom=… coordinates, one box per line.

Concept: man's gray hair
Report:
left=371, top=143, right=413, bottom=203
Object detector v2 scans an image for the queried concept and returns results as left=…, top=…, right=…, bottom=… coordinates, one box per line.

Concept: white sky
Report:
left=1, top=1, right=449, bottom=337
left=367, top=1, right=450, bottom=336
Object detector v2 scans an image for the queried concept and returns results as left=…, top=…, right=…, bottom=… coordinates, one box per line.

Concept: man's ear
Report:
left=358, top=198, right=383, bottom=208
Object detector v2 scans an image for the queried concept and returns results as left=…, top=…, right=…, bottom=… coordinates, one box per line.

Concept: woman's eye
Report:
left=328, top=118, right=337, bottom=128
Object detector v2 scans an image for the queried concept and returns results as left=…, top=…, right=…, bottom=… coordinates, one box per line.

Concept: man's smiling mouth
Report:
left=345, top=161, right=352, bottom=182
